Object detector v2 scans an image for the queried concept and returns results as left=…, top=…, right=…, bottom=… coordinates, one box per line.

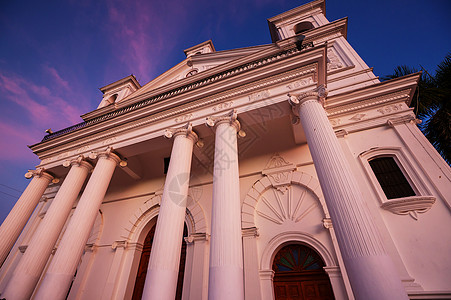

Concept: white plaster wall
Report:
left=343, top=125, right=451, bottom=291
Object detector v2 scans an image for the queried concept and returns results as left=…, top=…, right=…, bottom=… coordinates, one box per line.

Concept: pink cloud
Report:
left=43, top=65, right=70, bottom=90
left=0, top=74, right=53, bottom=121
left=104, top=1, right=188, bottom=82
left=0, top=71, right=88, bottom=144
left=0, top=120, right=40, bottom=162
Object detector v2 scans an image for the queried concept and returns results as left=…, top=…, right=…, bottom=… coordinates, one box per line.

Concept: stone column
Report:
left=2, top=157, right=92, bottom=300
left=0, top=169, right=53, bottom=267
left=207, top=110, right=244, bottom=300
left=34, top=148, right=120, bottom=300
left=288, top=86, right=408, bottom=300
left=142, top=123, right=197, bottom=300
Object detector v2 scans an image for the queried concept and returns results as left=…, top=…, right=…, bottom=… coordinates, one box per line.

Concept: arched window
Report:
left=272, top=244, right=334, bottom=300
left=105, top=94, right=118, bottom=105
left=368, top=156, right=416, bottom=199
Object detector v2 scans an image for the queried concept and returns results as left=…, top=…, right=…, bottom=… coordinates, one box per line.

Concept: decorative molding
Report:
left=111, top=240, right=128, bottom=250
left=326, top=89, right=411, bottom=117
left=334, top=129, right=348, bottom=138
left=85, top=243, right=96, bottom=252
left=242, top=168, right=328, bottom=228
left=286, top=77, right=314, bottom=90
left=326, top=48, right=344, bottom=71
left=259, top=269, right=275, bottom=280
left=330, top=118, right=341, bottom=126
left=248, top=90, right=271, bottom=102
left=242, top=227, right=259, bottom=238
left=349, top=113, right=366, bottom=121
left=262, top=153, right=296, bottom=192
left=174, top=113, right=193, bottom=123
left=184, top=232, right=209, bottom=244
left=41, top=43, right=318, bottom=143
left=377, top=104, right=404, bottom=115
left=212, top=101, right=233, bottom=112
left=36, top=63, right=317, bottom=164
left=387, top=115, right=421, bottom=127
left=260, top=231, right=337, bottom=270
left=322, top=218, right=333, bottom=229
left=380, top=196, right=436, bottom=220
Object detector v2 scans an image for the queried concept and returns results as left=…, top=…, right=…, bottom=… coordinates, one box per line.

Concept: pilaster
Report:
left=242, top=227, right=262, bottom=300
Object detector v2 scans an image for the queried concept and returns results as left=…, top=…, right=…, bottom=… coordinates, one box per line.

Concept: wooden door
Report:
left=273, top=244, right=334, bottom=300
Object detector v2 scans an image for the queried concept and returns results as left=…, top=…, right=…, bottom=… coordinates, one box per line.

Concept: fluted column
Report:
left=289, top=86, right=408, bottom=299
left=0, top=169, right=53, bottom=267
left=207, top=110, right=244, bottom=300
left=34, top=148, right=120, bottom=300
left=142, top=123, right=197, bottom=300
left=2, top=156, right=92, bottom=300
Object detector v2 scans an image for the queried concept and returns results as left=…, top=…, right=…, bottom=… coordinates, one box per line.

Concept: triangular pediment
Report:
left=122, top=42, right=274, bottom=102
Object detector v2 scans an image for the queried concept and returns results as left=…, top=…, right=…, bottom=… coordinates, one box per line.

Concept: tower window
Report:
left=293, top=21, right=314, bottom=35
left=368, top=157, right=416, bottom=199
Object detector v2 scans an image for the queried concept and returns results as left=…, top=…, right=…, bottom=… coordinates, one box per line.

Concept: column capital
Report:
left=164, top=122, right=198, bottom=143
left=62, top=155, right=93, bottom=171
left=288, top=84, right=328, bottom=115
left=24, top=168, right=54, bottom=181
left=206, top=109, right=240, bottom=132
left=89, top=147, right=121, bottom=164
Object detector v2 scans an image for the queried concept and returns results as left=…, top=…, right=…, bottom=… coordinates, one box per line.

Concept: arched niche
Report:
left=241, top=154, right=330, bottom=229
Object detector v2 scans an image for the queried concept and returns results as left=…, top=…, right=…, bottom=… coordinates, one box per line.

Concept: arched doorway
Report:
left=131, top=218, right=188, bottom=299
left=272, top=244, right=334, bottom=300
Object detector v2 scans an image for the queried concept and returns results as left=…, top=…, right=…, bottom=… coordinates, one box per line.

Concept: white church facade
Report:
left=1, top=1, right=450, bottom=299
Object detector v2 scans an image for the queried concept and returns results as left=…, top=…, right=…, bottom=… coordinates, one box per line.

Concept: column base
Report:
left=208, top=266, right=244, bottom=300
left=344, top=254, right=408, bottom=300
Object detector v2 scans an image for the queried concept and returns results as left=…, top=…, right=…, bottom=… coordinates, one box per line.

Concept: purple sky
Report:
left=1, top=0, right=450, bottom=223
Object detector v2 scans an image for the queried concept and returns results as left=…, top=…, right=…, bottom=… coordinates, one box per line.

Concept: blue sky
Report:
left=0, top=0, right=450, bottom=223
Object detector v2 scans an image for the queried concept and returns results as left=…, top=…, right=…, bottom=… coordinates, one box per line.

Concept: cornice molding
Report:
left=326, top=89, right=411, bottom=117
left=32, top=61, right=319, bottom=162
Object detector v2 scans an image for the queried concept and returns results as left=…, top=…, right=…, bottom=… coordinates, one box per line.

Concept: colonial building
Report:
left=1, top=1, right=450, bottom=299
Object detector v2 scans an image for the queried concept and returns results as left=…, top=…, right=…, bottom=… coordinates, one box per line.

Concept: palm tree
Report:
left=383, top=53, right=451, bottom=165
